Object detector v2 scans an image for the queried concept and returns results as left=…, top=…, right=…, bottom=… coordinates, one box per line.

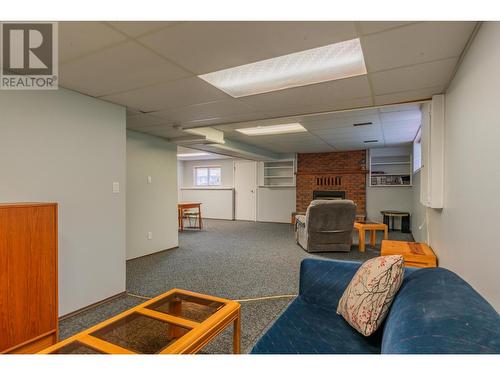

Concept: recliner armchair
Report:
left=295, top=199, right=356, bottom=252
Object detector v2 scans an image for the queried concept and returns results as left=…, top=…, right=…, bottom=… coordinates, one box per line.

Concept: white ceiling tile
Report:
left=379, top=103, right=421, bottom=113
left=374, top=86, right=443, bottom=106
left=59, top=22, right=127, bottom=63
left=357, top=22, right=416, bottom=36
left=132, top=124, right=186, bottom=139
left=370, top=58, right=457, bottom=95
left=240, top=76, right=372, bottom=114
left=106, top=21, right=181, bottom=37
left=329, top=142, right=372, bottom=151
left=379, top=110, right=421, bottom=122
left=100, top=77, right=230, bottom=113
left=60, top=41, right=191, bottom=97
left=302, top=106, right=379, bottom=122
left=126, top=107, right=141, bottom=115
left=303, top=114, right=380, bottom=131
left=139, top=21, right=357, bottom=74
left=152, top=99, right=255, bottom=126
left=362, top=21, right=476, bottom=72
left=126, top=114, right=169, bottom=129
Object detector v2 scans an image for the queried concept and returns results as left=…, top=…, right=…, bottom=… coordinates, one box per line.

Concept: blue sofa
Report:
left=251, top=259, right=500, bottom=354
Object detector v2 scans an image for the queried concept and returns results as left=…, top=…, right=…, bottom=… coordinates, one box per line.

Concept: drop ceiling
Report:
left=58, top=21, right=477, bottom=154
left=215, top=103, right=422, bottom=152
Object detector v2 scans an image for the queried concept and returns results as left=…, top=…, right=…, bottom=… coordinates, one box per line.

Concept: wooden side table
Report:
left=354, top=221, right=388, bottom=252
left=381, top=240, right=437, bottom=268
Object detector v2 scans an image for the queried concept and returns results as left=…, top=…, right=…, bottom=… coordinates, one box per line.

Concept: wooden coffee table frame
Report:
left=39, top=289, right=241, bottom=354
left=354, top=221, right=388, bottom=252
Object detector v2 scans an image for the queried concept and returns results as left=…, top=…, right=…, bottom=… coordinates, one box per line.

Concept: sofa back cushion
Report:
left=382, top=267, right=500, bottom=353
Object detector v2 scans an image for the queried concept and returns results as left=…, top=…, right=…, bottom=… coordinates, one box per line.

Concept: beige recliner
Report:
left=295, top=200, right=357, bottom=253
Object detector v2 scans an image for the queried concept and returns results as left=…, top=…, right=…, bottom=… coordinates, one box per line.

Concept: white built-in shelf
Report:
left=261, top=159, right=296, bottom=187
left=369, top=150, right=412, bottom=187
left=371, top=162, right=411, bottom=166
left=259, top=185, right=296, bottom=188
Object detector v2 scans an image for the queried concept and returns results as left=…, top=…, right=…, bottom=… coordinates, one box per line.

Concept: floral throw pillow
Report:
left=337, top=255, right=405, bottom=336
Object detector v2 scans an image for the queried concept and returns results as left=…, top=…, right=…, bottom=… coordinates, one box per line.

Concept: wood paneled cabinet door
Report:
left=0, top=203, right=58, bottom=353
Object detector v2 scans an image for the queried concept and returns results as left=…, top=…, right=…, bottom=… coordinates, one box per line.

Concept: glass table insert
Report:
left=51, top=341, right=105, bottom=354
left=39, top=289, right=241, bottom=354
left=90, top=312, right=191, bottom=354
left=146, top=292, right=225, bottom=323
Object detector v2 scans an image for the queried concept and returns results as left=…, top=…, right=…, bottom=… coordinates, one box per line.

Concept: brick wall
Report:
left=296, top=151, right=367, bottom=214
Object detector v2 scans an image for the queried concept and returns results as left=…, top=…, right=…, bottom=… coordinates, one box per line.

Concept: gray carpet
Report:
left=127, top=219, right=412, bottom=300
left=59, top=219, right=413, bottom=353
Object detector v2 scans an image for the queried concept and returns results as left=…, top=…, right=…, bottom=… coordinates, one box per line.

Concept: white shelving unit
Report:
left=369, top=149, right=412, bottom=187
left=261, top=160, right=295, bottom=187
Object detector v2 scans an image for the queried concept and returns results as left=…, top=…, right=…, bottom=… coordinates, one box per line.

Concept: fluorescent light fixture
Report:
left=177, top=152, right=210, bottom=157
left=236, top=123, right=307, bottom=136
left=198, top=38, right=367, bottom=98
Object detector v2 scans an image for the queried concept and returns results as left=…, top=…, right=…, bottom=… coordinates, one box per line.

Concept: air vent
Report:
left=363, top=140, right=378, bottom=143
left=353, top=122, right=373, bottom=127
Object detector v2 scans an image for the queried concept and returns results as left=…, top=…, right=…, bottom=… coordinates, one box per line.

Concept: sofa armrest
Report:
left=299, top=258, right=361, bottom=307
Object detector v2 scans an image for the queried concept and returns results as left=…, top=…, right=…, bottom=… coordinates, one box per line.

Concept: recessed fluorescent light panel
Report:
left=198, top=38, right=367, bottom=98
left=236, top=123, right=307, bottom=136
left=177, top=152, right=210, bottom=157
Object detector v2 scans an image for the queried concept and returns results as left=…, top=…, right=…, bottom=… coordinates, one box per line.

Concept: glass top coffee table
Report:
left=39, top=289, right=241, bottom=354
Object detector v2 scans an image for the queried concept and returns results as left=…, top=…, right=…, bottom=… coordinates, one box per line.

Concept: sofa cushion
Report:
left=337, top=255, right=405, bottom=336
left=382, top=267, right=500, bottom=354
left=251, top=296, right=381, bottom=354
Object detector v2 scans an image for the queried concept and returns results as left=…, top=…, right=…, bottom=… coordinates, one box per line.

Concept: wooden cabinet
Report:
left=0, top=203, right=58, bottom=353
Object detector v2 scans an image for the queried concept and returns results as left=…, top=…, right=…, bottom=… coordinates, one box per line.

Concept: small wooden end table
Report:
left=39, top=289, right=241, bottom=354
left=354, top=221, right=388, bottom=252
left=381, top=240, right=437, bottom=268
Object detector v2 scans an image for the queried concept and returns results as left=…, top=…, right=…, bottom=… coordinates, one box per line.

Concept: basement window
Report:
left=195, top=167, right=221, bottom=186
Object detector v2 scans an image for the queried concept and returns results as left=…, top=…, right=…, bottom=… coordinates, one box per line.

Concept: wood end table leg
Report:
left=370, top=230, right=376, bottom=247
left=233, top=310, right=241, bottom=354
left=359, top=229, right=366, bottom=252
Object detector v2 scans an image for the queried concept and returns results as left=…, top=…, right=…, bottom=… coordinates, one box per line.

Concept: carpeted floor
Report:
left=59, top=219, right=413, bottom=353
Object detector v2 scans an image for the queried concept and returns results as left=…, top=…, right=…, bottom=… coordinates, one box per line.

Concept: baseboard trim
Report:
left=58, top=291, right=127, bottom=322
left=126, top=245, right=179, bottom=261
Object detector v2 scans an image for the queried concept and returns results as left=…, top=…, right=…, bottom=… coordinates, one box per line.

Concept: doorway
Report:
left=234, top=160, right=257, bottom=221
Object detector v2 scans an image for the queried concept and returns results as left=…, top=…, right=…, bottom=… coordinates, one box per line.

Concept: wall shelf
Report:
left=261, top=159, right=296, bottom=187
left=369, top=150, right=412, bottom=187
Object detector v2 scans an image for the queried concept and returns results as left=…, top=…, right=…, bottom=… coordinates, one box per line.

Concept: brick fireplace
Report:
left=296, top=150, right=367, bottom=216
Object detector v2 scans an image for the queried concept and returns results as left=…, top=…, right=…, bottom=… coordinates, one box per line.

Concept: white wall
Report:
left=411, top=170, right=428, bottom=243
left=180, top=188, right=235, bottom=220
left=0, top=88, right=126, bottom=316
left=179, top=158, right=235, bottom=219
left=421, top=22, right=500, bottom=310
left=126, top=131, right=179, bottom=260
left=257, top=187, right=296, bottom=223
left=177, top=160, right=184, bottom=201
left=179, top=157, right=296, bottom=223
